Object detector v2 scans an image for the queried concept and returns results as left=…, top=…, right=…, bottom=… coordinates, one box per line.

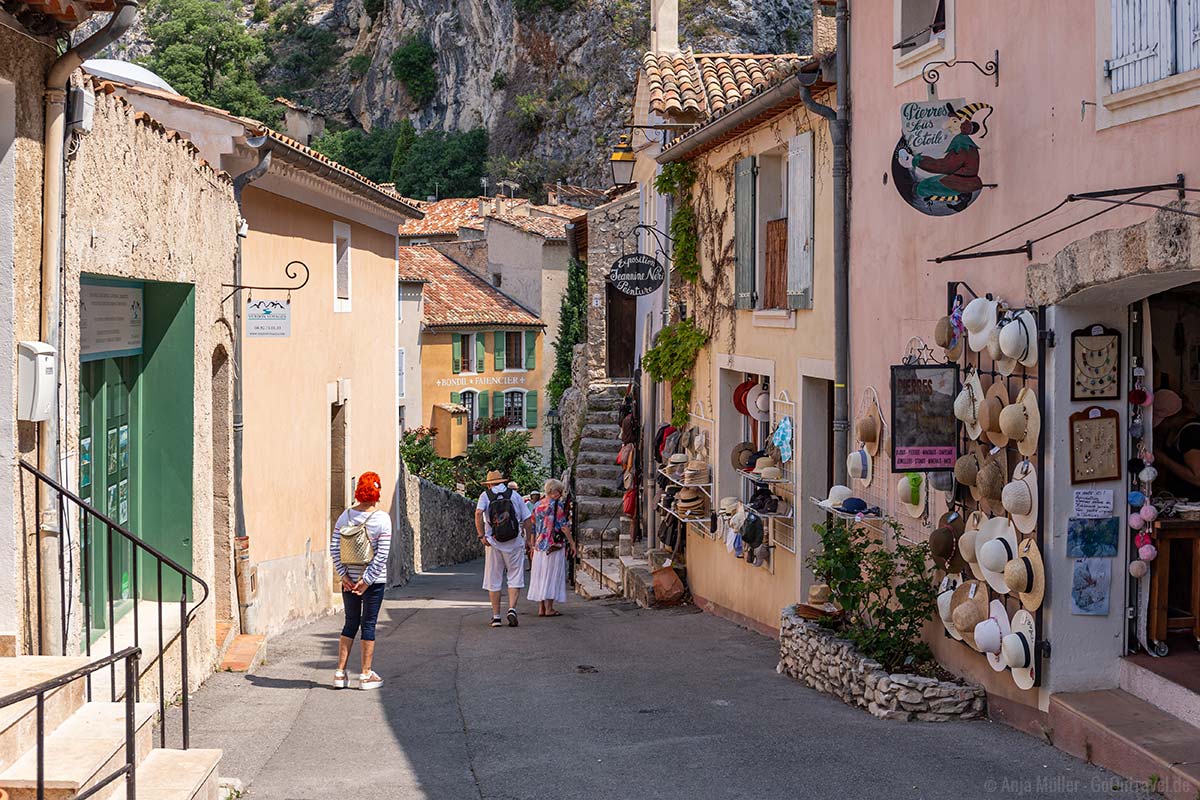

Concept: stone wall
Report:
left=584, top=190, right=639, bottom=382
left=778, top=607, right=986, bottom=722
left=390, top=463, right=484, bottom=583
left=558, top=343, right=589, bottom=463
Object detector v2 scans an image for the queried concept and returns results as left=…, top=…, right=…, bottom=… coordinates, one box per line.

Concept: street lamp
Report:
left=609, top=133, right=635, bottom=187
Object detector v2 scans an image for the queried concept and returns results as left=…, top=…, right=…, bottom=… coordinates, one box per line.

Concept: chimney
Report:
left=812, top=0, right=836, bottom=54
left=651, top=0, right=679, bottom=53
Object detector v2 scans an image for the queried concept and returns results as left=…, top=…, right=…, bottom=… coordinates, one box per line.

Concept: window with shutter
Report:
left=894, top=0, right=945, bottom=53
left=492, top=390, right=504, bottom=418
left=450, top=391, right=461, bottom=404
left=787, top=131, right=815, bottom=310
left=398, top=348, right=406, bottom=398
left=504, top=390, right=525, bottom=428
left=333, top=222, right=351, bottom=311
left=494, top=331, right=506, bottom=371
left=452, top=333, right=462, bottom=374
left=505, top=331, right=524, bottom=369
left=525, top=390, right=538, bottom=429
left=1177, top=0, right=1200, bottom=75
left=1108, top=0, right=1175, bottom=92
left=476, top=335, right=486, bottom=373
left=524, top=330, right=536, bottom=370
left=734, top=156, right=757, bottom=310
left=478, top=389, right=489, bottom=420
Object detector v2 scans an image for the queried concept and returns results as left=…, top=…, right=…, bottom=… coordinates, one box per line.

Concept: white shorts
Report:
left=483, top=545, right=525, bottom=591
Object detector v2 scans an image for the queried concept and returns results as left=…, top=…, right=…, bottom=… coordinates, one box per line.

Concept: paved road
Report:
left=181, top=561, right=1142, bottom=800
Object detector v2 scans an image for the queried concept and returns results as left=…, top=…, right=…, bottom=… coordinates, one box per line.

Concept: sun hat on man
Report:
left=483, top=470, right=508, bottom=486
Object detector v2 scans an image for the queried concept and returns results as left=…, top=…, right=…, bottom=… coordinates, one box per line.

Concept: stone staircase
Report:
left=0, top=656, right=221, bottom=799
left=572, top=384, right=631, bottom=565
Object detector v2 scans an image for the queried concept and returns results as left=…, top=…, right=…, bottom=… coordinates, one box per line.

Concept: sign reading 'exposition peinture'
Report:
left=608, top=253, right=665, bottom=296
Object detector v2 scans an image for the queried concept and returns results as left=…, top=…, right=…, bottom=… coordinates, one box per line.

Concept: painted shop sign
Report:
left=608, top=253, right=665, bottom=296
left=246, top=299, right=291, bottom=338
left=890, top=364, right=959, bottom=471
left=80, top=279, right=144, bottom=362
left=892, top=98, right=993, bottom=216
left=435, top=375, right=529, bottom=388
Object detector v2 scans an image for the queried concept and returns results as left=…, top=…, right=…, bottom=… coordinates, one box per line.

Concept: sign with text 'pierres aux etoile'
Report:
left=891, top=98, right=993, bottom=217
left=608, top=253, right=665, bottom=296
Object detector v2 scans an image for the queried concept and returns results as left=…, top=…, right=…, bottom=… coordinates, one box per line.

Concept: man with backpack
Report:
left=475, top=470, right=533, bottom=627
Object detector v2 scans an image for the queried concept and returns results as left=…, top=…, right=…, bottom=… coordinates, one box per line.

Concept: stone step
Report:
left=577, top=524, right=621, bottom=543
left=574, top=571, right=616, bottom=601
left=581, top=423, right=622, bottom=440
left=579, top=436, right=621, bottom=453
left=579, top=557, right=622, bottom=593
left=0, top=656, right=91, bottom=772
left=573, top=463, right=623, bottom=481
left=576, top=450, right=619, bottom=465
left=99, top=748, right=222, bottom=800
left=579, top=542, right=620, bottom=558
left=585, top=391, right=627, bottom=410
left=1049, top=689, right=1200, bottom=800
left=0, top=701, right=157, bottom=800
left=619, top=557, right=657, bottom=608
left=574, top=496, right=624, bottom=521
left=218, top=634, right=265, bottom=673
left=1120, top=653, right=1200, bottom=729
left=584, top=409, right=622, bottom=425
left=619, top=532, right=633, bottom=556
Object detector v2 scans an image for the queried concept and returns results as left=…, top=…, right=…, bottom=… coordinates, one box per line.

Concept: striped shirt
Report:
left=331, top=509, right=392, bottom=585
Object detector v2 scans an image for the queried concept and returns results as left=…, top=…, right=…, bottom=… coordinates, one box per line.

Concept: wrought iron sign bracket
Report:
left=223, top=260, right=310, bottom=303
left=922, top=50, right=999, bottom=89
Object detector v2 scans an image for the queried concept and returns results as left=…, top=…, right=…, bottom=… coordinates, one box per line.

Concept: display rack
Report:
left=768, top=391, right=798, bottom=553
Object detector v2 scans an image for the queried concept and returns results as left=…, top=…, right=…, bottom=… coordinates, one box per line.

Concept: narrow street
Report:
left=179, top=562, right=1138, bottom=800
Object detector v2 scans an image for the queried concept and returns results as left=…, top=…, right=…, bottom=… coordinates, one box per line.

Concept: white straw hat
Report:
left=818, top=485, right=853, bottom=510
left=1001, top=609, right=1037, bottom=690
left=962, top=297, right=999, bottom=353
left=976, top=516, right=1017, bottom=594
left=1001, top=460, right=1038, bottom=534
left=896, top=473, right=926, bottom=518
left=936, top=575, right=963, bottom=641
left=846, top=448, right=873, bottom=485
left=954, top=371, right=985, bottom=440
left=974, top=599, right=1012, bottom=672
left=999, top=309, right=1038, bottom=368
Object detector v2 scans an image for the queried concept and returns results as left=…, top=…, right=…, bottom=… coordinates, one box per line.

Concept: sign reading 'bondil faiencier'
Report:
left=608, top=253, right=665, bottom=296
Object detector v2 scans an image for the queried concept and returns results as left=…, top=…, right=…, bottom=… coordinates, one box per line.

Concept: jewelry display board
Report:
left=1072, top=325, right=1121, bottom=401
left=1069, top=406, right=1121, bottom=484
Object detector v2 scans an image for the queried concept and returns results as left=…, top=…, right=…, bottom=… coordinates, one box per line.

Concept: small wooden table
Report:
left=1149, top=520, right=1200, bottom=649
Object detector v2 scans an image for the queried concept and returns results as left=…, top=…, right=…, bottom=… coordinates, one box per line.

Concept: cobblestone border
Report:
left=777, top=606, right=986, bottom=722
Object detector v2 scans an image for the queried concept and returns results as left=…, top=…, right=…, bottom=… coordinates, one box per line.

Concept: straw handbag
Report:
left=338, top=512, right=380, bottom=567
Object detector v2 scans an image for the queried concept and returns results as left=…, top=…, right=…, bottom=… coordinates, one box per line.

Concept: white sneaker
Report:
left=359, top=670, right=383, bottom=690
left=332, top=670, right=347, bottom=689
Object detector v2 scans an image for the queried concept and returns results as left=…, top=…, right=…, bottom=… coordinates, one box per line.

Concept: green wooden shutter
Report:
left=478, top=390, right=489, bottom=419
left=492, top=390, right=504, bottom=418
left=524, top=330, right=536, bottom=370
left=494, top=331, right=506, bottom=370
left=525, top=390, right=538, bottom=429
left=734, top=156, right=757, bottom=310
left=450, top=391, right=461, bottom=404
left=452, top=333, right=462, bottom=374
left=786, top=132, right=814, bottom=310
left=476, top=335, right=486, bottom=372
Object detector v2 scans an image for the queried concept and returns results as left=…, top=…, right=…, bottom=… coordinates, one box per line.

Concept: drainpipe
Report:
left=230, top=139, right=272, bottom=634
left=37, top=0, right=139, bottom=654
left=799, top=0, right=850, bottom=484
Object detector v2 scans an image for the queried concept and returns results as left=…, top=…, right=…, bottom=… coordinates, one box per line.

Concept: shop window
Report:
left=504, top=390, right=525, bottom=428
left=1107, top=0, right=1200, bottom=94
left=333, top=221, right=351, bottom=312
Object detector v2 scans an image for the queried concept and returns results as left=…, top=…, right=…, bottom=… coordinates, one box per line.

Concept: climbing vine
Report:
left=653, top=161, right=700, bottom=282
left=643, top=318, right=710, bottom=427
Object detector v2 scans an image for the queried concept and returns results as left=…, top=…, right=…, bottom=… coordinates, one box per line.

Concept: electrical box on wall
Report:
left=17, top=341, right=56, bottom=422
left=67, top=85, right=95, bottom=133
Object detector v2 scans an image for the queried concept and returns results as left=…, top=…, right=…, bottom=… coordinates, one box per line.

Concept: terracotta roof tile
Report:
left=396, top=198, right=483, bottom=238
left=488, top=214, right=568, bottom=240
left=397, top=247, right=542, bottom=329
left=642, top=50, right=804, bottom=118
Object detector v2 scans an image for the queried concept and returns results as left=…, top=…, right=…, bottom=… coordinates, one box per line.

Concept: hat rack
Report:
left=766, top=391, right=797, bottom=554
left=655, top=401, right=718, bottom=538
left=946, top=280, right=1048, bottom=688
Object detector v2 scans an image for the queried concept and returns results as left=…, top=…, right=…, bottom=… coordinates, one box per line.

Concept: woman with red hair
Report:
left=330, top=471, right=391, bottom=690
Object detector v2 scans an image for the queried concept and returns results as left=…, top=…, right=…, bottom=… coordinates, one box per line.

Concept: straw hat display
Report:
left=1002, top=609, right=1038, bottom=690
left=730, top=441, right=756, bottom=472
left=950, top=580, right=989, bottom=651
left=1001, top=459, right=1038, bottom=534
left=976, top=448, right=1008, bottom=509
left=676, top=486, right=707, bottom=517
left=954, top=370, right=985, bottom=440
left=980, top=381, right=1010, bottom=448
left=976, top=516, right=1018, bottom=594
left=961, top=297, right=999, bottom=353
left=973, top=599, right=1013, bottom=672
left=929, top=511, right=967, bottom=573
left=999, top=309, right=1038, bottom=369
left=817, top=485, right=853, bottom=510
left=936, top=575, right=963, bottom=641
left=796, top=584, right=843, bottom=619
left=718, top=497, right=741, bottom=517
left=954, top=446, right=983, bottom=501
left=959, top=510, right=987, bottom=581
left=934, top=314, right=964, bottom=361
left=683, top=460, right=710, bottom=485
left=856, top=412, right=882, bottom=457
left=667, top=452, right=688, bottom=476
left=1003, top=537, right=1045, bottom=612
left=847, top=447, right=873, bottom=485
left=896, top=472, right=926, bottom=518
left=999, top=386, right=1040, bottom=458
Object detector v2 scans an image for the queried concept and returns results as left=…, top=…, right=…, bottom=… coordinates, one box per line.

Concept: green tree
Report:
left=391, top=127, right=489, bottom=198
left=140, top=0, right=272, bottom=119
left=390, top=34, right=438, bottom=106
left=264, top=0, right=344, bottom=94
left=548, top=258, right=587, bottom=405
left=311, top=124, right=403, bottom=184
left=388, top=119, right=417, bottom=183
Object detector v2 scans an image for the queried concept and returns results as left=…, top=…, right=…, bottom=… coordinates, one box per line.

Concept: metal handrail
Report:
left=21, top=458, right=209, bottom=749
left=0, top=646, right=141, bottom=800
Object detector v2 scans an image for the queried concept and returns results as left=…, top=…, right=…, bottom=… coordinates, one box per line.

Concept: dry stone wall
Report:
left=390, top=463, right=484, bottom=585
left=584, top=190, right=639, bottom=382
left=778, top=606, right=986, bottom=722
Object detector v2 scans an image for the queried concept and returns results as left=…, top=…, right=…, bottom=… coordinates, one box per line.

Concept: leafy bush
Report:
left=264, top=0, right=344, bottom=93
left=349, top=53, right=371, bottom=77
left=252, top=0, right=271, bottom=22
left=390, top=34, right=438, bottom=106
left=311, top=124, right=403, bottom=184
left=642, top=318, right=709, bottom=427
left=806, top=518, right=936, bottom=673
left=654, top=161, right=699, bottom=282
left=514, top=0, right=573, bottom=13
left=399, top=427, right=547, bottom=500
left=511, top=91, right=548, bottom=132
left=548, top=258, right=587, bottom=405
left=491, top=70, right=508, bottom=91
left=391, top=127, right=489, bottom=199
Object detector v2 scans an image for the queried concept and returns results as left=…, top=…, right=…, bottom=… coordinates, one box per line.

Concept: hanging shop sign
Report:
left=246, top=299, right=291, bottom=338
left=890, top=364, right=959, bottom=471
left=609, top=253, right=665, bottom=296
left=891, top=98, right=993, bottom=217
left=80, top=279, right=144, bottom=362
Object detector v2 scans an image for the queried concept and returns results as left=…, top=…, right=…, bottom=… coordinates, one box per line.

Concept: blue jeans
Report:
left=341, top=583, right=385, bottom=641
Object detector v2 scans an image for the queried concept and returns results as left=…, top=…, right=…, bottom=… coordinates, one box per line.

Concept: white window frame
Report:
left=893, top=0, right=955, bottom=87
left=503, top=330, right=526, bottom=372
left=461, top=332, right=479, bottom=374
left=503, top=388, right=527, bottom=430
left=333, top=221, right=352, bottom=313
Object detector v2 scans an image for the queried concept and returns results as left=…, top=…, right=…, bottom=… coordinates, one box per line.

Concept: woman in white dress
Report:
left=527, top=479, right=575, bottom=616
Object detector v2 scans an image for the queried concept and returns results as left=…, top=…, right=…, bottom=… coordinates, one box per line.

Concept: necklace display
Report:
left=1073, top=334, right=1119, bottom=399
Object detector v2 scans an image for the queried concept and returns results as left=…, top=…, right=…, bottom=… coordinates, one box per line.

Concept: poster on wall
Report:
left=890, top=364, right=959, bottom=471
left=246, top=299, right=291, bottom=338
left=1067, top=517, right=1119, bottom=557
left=1070, top=558, right=1112, bottom=616
left=80, top=280, right=144, bottom=362
left=891, top=99, right=993, bottom=216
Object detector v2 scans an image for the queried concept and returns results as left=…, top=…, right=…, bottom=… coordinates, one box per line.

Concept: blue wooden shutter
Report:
left=476, top=335, right=486, bottom=372
left=786, top=132, right=814, bottom=310
left=492, top=390, right=504, bottom=418
left=494, top=331, right=506, bottom=370
left=451, top=333, right=462, bottom=374
left=525, top=390, right=538, bottom=429
left=1108, top=0, right=1174, bottom=93
left=1177, top=0, right=1200, bottom=74
left=524, top=330, right=536, bottom=370
left=734, top=156, right=757, bottom=310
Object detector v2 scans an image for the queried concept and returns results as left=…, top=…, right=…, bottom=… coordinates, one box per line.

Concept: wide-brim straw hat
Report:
left=818, top=484, right=853, bottom=510
left=1000, top=309, right=1038, bottom=368
left=856, top=413, right=882, bottom=457
left=959, top=510, right=987, bottom=580
left=731, top=441, right=755, bottom=472
left=1002, top=609, right=1037, bottom=690
left=752, top=456, right=777, bottom=474
left=733, top=379, right=756, bottom=416
left=846, top=448, right=873, bottom=485
left=745, top=383, right=768, bottom=422
left=937, top=575, right=963, bottom=640
left=976, top=448, right=1008, bottom=507
left=483, top=470, right=508, bottom=485
left=976, top=516, right=1017, bottom=594
left=1001, top=459, right=1038, bottom=534
left=930, top=511, right=967, bottom=573
left=962, top=297, right=999, bottom=353
left=975, top=599, right=1013, bottom=672
left=934, top=314, right=964, bottom=361
left=896, top=472, right=926, bottom=518
left=988, top=326, right=1018, bottom=377
left=999, top=386, right=1041, bottom=458
left=954, top=446, right=983, bottom=501
left=980, top=381, right=1011, bottom=448
left=748, top=384, right=771, bottom=423
left=1003, top=537, right=1045, bottom=612
left=950, top=580, right=989, bottom=651
left=718, top=496, right=741, bottom=516
left=760, top=466, right=783, bottom=481
left=954, top=371, right=985, bottom=440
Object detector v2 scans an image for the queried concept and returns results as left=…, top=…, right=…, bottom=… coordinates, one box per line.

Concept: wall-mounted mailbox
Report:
left=18, top=341, right=56, bottom=422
